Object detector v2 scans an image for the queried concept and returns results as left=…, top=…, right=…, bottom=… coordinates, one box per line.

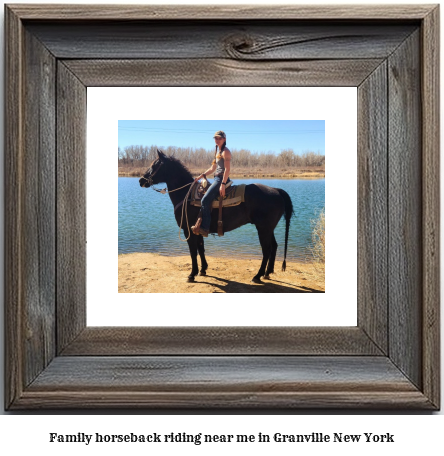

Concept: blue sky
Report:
left=118, top=120, right=324, bottom=155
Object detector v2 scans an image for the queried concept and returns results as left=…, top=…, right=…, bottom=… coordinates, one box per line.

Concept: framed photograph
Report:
left=91, top=88, right=354, bottom=327
left=5, top=4, right=440, bottom=409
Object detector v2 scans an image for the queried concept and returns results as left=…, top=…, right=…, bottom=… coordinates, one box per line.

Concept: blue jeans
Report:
left=201, top=176, right=223, bottom=231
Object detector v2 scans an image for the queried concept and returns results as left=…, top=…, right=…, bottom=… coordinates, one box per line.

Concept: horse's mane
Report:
left=164, top=155, right=193, bottom=181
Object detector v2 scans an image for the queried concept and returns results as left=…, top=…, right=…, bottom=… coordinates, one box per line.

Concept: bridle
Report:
left=143, top=161, right=163, bottom=188
left=144, top=161, right=193, bottom=195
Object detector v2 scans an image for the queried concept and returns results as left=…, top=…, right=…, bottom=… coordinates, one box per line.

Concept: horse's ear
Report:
left=157, top=149, right=165, bottom=161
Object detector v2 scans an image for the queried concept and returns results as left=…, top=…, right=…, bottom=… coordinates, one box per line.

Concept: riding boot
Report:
left=191, top=213, right=203, bottom=235
left=191, top=226, right=208, bottom=237
left=197, top=227, right=209, bottom=237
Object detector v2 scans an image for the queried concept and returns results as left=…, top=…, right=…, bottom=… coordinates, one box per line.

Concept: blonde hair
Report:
left=212, top=141, right=226, bottom=165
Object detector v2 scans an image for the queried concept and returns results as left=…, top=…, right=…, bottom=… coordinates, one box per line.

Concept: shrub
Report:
left=311, top=208, right=325, bottom=265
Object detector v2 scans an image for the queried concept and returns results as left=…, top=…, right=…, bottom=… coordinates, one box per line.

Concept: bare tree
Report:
left=118, top=144, right=325, bottom=171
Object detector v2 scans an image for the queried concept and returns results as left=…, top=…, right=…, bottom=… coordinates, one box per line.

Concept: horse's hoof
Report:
left=187, top=276, right=195, bottom=282
left=252, top=277, right=262, bottom=284
left=263, top=275, right=270, bottom=280
left=199, top=271, right=207, bottom=276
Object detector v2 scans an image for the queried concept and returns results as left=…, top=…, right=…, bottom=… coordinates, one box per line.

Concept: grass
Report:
left=309, top=208, right=325, bottom=281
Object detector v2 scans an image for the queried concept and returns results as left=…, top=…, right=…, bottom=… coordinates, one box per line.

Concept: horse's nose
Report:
left=139, top=177, right=147, bottom=187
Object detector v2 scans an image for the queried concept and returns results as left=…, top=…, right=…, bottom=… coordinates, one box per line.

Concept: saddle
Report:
left=193, top=177, right=235, bottom=202
left=190, top=178, right=246, bottom=236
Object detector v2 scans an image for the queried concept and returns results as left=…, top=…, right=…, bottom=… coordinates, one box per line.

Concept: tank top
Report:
left=215, top=147, right=230, bottom=175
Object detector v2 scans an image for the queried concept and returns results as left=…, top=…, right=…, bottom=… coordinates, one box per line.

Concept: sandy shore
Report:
left=119, top=253, right=325, bottom=293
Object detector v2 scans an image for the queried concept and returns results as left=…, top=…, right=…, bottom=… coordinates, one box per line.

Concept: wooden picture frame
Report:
left=5, top=4, right=440, bottom=410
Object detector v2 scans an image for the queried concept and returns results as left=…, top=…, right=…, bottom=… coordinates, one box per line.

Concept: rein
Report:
left=177, top=183, right=196, bottom=242
left=144, top=171, right=196, bottom=241
left=151, top=181, right=192, bottom=195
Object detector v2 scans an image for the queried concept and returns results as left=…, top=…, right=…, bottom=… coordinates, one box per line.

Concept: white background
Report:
left=0, top=0, right=442, bottom=449
left=87, top=87, right=357, bottom=326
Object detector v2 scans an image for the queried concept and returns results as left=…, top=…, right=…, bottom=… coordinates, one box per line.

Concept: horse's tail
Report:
left=277, top=189, right=294, bottom=272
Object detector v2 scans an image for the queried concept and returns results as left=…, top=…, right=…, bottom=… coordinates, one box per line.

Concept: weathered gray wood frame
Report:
left=5, top=5, right=440, bottom=409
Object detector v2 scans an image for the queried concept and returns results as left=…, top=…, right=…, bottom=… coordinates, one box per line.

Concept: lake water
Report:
left=119, top=177, right=325, bottom=263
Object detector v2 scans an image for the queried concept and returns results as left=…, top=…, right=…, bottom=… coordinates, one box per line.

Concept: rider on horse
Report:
left=192, top=130, right=232, bottom=237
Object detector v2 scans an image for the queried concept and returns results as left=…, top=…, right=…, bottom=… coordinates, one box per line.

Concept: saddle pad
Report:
left=190, top=184, right=246, bottom=209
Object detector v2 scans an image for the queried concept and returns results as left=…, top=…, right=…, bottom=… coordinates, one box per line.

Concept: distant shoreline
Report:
left=119, top=168, right=325, bottom=179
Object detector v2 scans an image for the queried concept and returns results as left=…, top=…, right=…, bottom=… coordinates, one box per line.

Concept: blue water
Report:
left=119, top=177, right=325, bottom=263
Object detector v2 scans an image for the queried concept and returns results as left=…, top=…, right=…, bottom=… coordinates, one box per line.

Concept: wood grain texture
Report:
left=5, top=4, right=24, bottom=411
left=26, top=22, right=416, bottom=60
left=357, top=62, right=388, bottom=354
left=7, top=4, right=435, bottom=20
left=4, top=5, right=440, bottom=410
left=388, top=30, right=422, bottom=389
left=15, top=390, right=433, bottom=410
left=421, top=6, right=440, bottom=409
left=61, top=327, right=382, bottom=356
left=13, top=356, right=433, bottom=409
left=64, top=58, right=384, bottom=87
left=56, top=62, right=87, bottom=354
left=28, top=357, right=419, bottom=391
left=22, top=28, right=57, bottom=387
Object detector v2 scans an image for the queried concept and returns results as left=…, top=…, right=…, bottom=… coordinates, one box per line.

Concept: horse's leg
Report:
left=186, top=234, right=200, bottom=282
left=252, top=228, right=273, bottom=283
left=197, top=236, right=208, bottom=276
left=263, top=234, right=278, bottom=280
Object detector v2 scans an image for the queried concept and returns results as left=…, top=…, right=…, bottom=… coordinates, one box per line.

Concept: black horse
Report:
left=139, top=150, right=294, bottom=283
